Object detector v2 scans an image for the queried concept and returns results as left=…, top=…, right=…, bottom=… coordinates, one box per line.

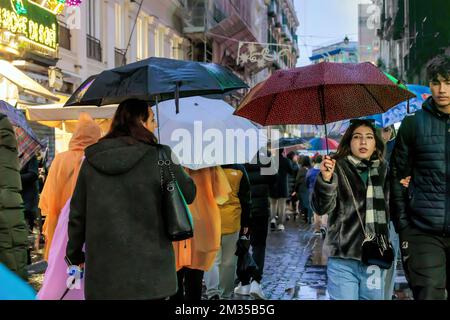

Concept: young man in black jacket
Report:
left=390, top=55, right=450, bottom=300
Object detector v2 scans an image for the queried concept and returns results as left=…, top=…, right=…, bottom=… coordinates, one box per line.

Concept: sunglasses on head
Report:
left=349, top=118, right=376, bottom=126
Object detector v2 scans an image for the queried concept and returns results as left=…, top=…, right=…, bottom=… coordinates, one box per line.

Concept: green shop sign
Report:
left=0, top=0, right=59, bottom=51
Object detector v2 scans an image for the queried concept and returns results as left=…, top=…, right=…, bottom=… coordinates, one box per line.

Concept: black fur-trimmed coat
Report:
left=311, top=158, right=389, bottom=261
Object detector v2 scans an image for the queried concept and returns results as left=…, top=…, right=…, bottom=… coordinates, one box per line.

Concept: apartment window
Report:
left=115, top=3, right=123, bottom=48
left=59, top=22, right=71, bottom=50
left=86, top=0, right=102, bottom=61
left=87, top=0, right=100, bottom=39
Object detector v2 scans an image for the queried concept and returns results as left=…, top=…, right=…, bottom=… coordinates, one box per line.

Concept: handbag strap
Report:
left=336, top=165, right=368, bottom=237
left=158, top=146, right=176, bottom=191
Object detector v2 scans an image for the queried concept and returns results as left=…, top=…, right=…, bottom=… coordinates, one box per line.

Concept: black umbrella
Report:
left=64, top=57, right=248, bottom=113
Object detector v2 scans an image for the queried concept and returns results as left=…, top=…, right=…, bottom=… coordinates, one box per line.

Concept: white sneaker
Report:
left=250, top=280, right=266, bottom=300
left=234, top=282, right=251, bottom=296
left=277, top=224, right=285, bottom=231
left=270, top=218, right=277, bottom=230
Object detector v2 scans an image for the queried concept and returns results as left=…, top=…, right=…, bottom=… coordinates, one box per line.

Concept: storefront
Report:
left=0, top=0, right=63, bottom=161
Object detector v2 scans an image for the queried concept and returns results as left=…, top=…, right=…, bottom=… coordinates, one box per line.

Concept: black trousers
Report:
left=170, top=267, right=204, bottom=301
left=400, top=224, right=450, bottom=300
left=239, top=215, right=269, bottom=285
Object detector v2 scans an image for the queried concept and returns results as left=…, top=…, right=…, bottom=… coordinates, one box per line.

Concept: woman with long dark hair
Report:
left=66, top=99, right=196, bottom=300
left=311, top=119, right=390, bottom=300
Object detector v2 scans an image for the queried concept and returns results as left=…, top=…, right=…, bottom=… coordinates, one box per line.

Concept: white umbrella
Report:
left=153, top=96, right=267, bottom=170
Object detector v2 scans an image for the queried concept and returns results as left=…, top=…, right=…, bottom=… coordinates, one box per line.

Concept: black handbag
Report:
left=158, top=147, right=194, bottom=241
left=339, top=167, right=394, bottom=270
left=361, top=235, right=394, bottom=269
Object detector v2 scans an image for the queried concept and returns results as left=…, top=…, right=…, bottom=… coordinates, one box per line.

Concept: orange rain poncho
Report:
left=173, top=166, right=231, bottom=271
left=39, top=113, right=101, bottom=260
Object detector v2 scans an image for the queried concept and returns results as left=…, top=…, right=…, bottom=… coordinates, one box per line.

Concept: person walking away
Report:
left=269, top=149, right=296, bottom=231
left=66, top=99, right=197, bottom=300
left=286, top=151, right=299, bottom=219
left=307, top=155, right=327, bottom=235
left=0, top=114, right=28, bottom=280
left=171, top=166, right=231, bottom=301
left=204, top=164, right=251, bottom=300
left=20, top=155, right=39, bottom=233
left=292, top=156, right=311, bottom=223
left=390, top=55, right=450, bottom=300
left=312, top=119, right=390, bottom=300
left=234, top=151, right=277, bottom=299
left=39, top=113, right=102, bottom=261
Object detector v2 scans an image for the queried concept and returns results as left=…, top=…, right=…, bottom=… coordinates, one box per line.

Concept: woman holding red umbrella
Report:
left=311, top=119, right=392, bottom=300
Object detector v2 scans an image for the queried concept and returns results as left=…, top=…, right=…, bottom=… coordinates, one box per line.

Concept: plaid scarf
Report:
left=347, top=156, right=389, bottom=244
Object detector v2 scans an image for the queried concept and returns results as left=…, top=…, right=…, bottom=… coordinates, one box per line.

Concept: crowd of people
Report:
left=0, top=55, right=449, bottom=301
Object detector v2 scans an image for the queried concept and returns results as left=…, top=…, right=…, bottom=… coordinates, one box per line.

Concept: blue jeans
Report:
left=327, top=257, right=386, bottom=300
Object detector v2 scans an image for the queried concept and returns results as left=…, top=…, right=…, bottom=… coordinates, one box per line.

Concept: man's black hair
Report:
left=426, top=54, right=450, bottom=82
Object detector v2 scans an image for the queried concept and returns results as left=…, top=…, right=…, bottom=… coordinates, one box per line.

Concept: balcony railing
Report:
left=114, top=48, right=126, bottom=67
left=59, top=23, right=71, bottom=50
left=86, top=34, right=102, bottom=62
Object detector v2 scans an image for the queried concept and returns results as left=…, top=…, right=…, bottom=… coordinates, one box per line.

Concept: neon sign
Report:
left=0, top=0, right=58, bottom=51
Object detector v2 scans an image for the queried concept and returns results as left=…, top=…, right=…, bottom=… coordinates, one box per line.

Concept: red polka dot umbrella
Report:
left=234, top=62, right=415, bottom=152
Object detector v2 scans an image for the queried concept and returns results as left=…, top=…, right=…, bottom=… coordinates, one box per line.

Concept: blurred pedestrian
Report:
left=307, top=155, right=327, bottom=234
left=269, top=149, right=296, bottom=231
left=286, top=151, right=299, bottom=218
left=20, top=155, right=39, bottom=234
left=292, top=156, right=311, bottom=223
left=234, top=151, right=276, bottom=299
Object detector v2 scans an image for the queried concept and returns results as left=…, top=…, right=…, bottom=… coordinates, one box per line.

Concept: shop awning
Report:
left=0, top=60, right=59, bottom=102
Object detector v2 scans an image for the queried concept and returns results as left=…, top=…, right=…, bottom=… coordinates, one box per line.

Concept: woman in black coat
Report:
left=269, top=150, right=296, bottom=231
left=311, top=119, right=390, bottom=300
left=66, top=99, right=197, bottom=300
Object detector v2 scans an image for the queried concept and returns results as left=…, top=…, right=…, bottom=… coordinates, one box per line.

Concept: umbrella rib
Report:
left=264, top=93, right=278, bottom=126
left=360, top=84, right=384, bottom=113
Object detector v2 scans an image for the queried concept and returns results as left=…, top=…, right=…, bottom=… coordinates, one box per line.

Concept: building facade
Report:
left=309, top=38, right=359, bottom=64
left=377, top=0, right=450, bottom=84
left=358, top=3, right=381, bottom=64
left=1, top=0, right=302, bottom=153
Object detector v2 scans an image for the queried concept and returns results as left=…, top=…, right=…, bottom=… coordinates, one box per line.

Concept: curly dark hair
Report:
left=426, top=54, right=450, bottom=82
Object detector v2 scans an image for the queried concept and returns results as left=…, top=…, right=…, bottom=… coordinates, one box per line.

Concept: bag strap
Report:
left=158, top=145, right=176, bottom=191
left=336, top=165, right=368, bottom=237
